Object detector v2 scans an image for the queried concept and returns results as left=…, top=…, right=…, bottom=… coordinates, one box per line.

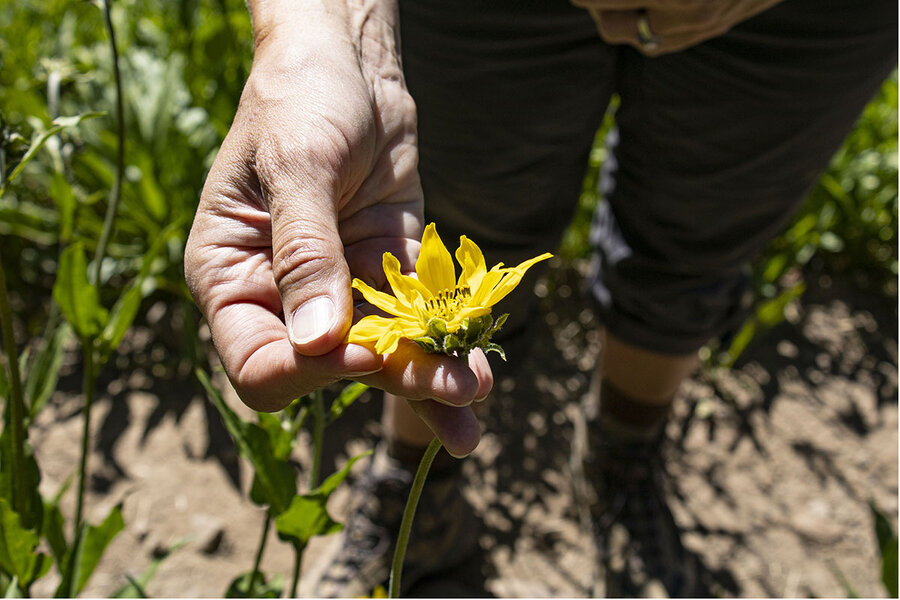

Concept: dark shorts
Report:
left=399, top=0, right=897, bottom=355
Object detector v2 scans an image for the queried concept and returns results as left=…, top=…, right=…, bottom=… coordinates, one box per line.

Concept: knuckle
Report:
left=271, top=233, right=342, bottom=291
left=254, top=128, right=348, bottom=190
left=397, top=90, right=418, bottom=125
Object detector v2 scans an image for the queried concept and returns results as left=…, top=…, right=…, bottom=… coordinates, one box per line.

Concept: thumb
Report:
left=268, top=178, right=352, bottom=357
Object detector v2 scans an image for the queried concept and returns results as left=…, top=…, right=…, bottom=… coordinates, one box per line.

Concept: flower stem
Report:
left=388, top=436, right=442, bottom=598
left=73, top=343, right=95, bottom=536
left=0, top=257, right=29, bottom=522
left=247, top=514, right=271, bottom=594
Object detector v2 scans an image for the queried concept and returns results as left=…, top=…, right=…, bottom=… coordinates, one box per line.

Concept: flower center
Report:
left=424, top=286, right=471, bottom=319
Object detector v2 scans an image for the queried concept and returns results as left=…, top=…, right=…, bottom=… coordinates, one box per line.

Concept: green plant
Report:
left=0, top=1, right=185, bottom=595
left=871, top=501, right=898, bottom=597
left=197, top=370, right=372, bottom=598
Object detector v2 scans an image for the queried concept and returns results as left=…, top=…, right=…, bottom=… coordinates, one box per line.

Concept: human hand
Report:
left=572, top=0, right=783, bottom=55
left=184, top=1, right=490, bottom=456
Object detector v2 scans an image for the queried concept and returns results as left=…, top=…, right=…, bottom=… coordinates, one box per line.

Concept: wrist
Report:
left=248, top=0, right=402, bottom=77
left=249, top=0, right=350, bottom=51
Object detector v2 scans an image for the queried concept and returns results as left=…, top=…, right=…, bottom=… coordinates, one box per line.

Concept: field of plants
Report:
left=0, top=0, right=897, bottom=597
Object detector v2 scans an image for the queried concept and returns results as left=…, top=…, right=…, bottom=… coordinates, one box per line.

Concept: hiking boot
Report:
left=311, top=443, right=480, bottom=597
left=581, top=431, right=698, bottom=597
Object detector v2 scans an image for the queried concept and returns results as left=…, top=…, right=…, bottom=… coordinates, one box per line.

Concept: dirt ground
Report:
left=28, top=260, right=898, bottom=598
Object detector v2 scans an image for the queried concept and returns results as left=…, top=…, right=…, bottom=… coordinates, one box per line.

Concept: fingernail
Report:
left=433, top=396, right=473, bottom=407
left=345, top=368, right=382, bottom=377
left=474, top=394, right=488, bottom=403
left=289, top=296, right=336, bottom=345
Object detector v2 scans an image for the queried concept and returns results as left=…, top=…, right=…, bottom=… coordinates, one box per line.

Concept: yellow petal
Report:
left=352, top=278, right=417, bottom=319
left=347, top=315, right=396, bottom=343
left=468, top=268, right=506, bottom=307
left=455, top=235, right=487, bottom=291
left=415, top=223, right=456, bottom=295
left=480, top=252, right=553, bottom=307
left=412, top=293, right=432, bottom=324
left=375, top=326, right=403, bottom=355
left=383, top=252, right=432, bottom=305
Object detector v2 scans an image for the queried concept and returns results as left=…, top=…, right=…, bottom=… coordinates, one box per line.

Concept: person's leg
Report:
left=593, top=0, right=897, bottom=431
left=314, top=2, right=615, bottom=595
left=384, top=0, right=617, bottom=456
left=587, top=0, right=896, bottom=593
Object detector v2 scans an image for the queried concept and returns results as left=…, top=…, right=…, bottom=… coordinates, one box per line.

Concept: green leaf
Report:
left=41, top=473, right=73, bottom=567
left=134, top=153, right=167, bottom=222
left=0, top=498, right=46, bottom=585
left=52, top=243, right=108, bottom=341
left=327, top=382, right=369, bottom=424
left=0, top=112, right=104, bottom=197
left=757, top=283, right=805, bottom=328
left=274, top=451, right=371, bottom=549
left=40, top=500, right=67, bottom=568
left=487, top=313, right=508, bottom=337
left=77, top=505, right=126, bottom=594
left=0, top=357, right=7, bottom=404
left=224, top=571, right=283, bottom=598
left=254, top=412, right=295, bottom=462
left=314, top=450, right=371, bottom=498
left=483, top=343, right=507, bottom=361
left=412, top=337, right=438, bottom=354
left=57, top=504, right=125, bottom=597
left=24, top=322, right=70, bottom=422
left=760, top=253, right=788, bottom=284
left=0, top=430, right=43, bottom=532
left=111, top=538, right=187, bottom=598
left=274, top=495, right=342, bottom=550
left=97, top=221, right=183, bottom=361
left=442, top=333, right=462, bottom=355
left=3, top=576, right=24, bottom=598
left=49, top=172, right=76, bottom=243
left=196, top=369, right=296, bottom=515
left=247, top=462, right=298, bottom=515
left=98, top=284, right=142, bottom=358
left=115, top=575, right=148, bottom=599
left=871, top=501, right=898, bottom=597
left=460, top=315, right=487, bottom=344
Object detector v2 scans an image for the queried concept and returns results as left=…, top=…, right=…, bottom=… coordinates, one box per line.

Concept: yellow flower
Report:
left=347, top=223, right=552, bottom=356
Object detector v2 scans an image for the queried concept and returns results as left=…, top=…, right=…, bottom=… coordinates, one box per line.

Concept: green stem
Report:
left=73, top=343, right=95, bottom=536
left=0, top=257, right=28, bottom=521
left=0, top=129, right=6, bottom=185
left=289, top=406, right=309, bottom=441
left=289, top=544, right=304, bottom=598
left=91, top=0, right=125, bottom=286
left=388, top=437, right=442, bottom=598
left=308, top=390, right=325, bottom=490
left=247, top=514, right=271, bottom=594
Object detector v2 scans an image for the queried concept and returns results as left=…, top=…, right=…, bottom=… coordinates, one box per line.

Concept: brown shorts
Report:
left=399, top=0, right=897, bottom=355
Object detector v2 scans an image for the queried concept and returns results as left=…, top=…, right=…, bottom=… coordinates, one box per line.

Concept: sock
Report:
left=597, top=378, right=672, bottom=443
left=386, top=436, right=461, bottom=477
